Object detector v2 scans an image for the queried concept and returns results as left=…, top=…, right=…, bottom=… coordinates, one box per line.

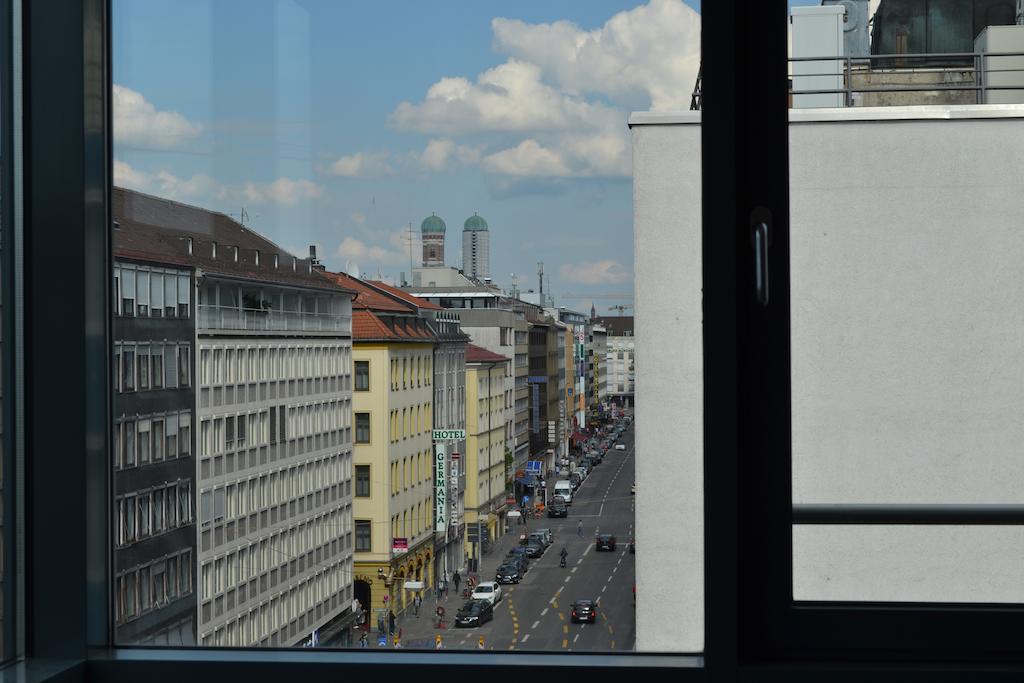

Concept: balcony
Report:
left=198, top=305, right=351, bottom=334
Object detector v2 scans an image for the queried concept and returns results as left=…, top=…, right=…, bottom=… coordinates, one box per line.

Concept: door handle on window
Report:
left=752, top=221, right=770, bottom=306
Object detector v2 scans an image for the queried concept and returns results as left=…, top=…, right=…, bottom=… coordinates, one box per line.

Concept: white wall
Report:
left=631, top=113, right=704, bottom=651
left=631, top=104, right=1024, bottom=649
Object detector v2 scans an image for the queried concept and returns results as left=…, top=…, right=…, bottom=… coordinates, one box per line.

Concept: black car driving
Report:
left=595, top=533, right=617, bottom=551
left=571, top=599, right=597, bottom=624
left=495, top=562, right=522, bottom=584
left=548, top=501, right=568, bottom=518
left=455, top=599, right=493, bottom=627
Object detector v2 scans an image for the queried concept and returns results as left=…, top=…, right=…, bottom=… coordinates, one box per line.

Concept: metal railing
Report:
left=198, top=304, right=351, bottom=333
left=790, top=51, right=1024, bottom=106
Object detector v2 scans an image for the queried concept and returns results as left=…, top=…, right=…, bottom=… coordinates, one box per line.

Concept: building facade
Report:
left=112, top=252, right=197, bottom=646
left=115, top=188, right=358, bottom=649
left=461, top=213, right=490, bottom=280
left=326, top=273, right=438, bottom=630
left=594, top=316, right=635, bottom=408
left=463, top=344, right=512, bottom=568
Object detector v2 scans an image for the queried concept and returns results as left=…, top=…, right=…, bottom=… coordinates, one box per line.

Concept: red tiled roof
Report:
left=466, top=343, right=509, bottom=363
left=352, top=310, right=435, bottom=342
left=321, top=271, right=411, bottom=312
left=366, top=280, right=443, bottom=310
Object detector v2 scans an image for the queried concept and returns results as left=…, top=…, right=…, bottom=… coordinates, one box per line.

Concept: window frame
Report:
left=14, top=0, right=1024, bottom=681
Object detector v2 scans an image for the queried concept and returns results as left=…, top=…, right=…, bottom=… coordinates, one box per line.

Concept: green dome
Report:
left=463, top=213, right=489, bottom=231
left=421, top=213, right=446, bottom=233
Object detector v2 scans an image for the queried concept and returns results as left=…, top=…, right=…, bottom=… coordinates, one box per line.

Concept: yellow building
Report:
left=325, top=273, right=436, bottom=627
left=463, top=344, right=512, bottom=568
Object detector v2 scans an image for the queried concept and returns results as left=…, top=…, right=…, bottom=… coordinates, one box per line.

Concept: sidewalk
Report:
left=384, top=513, right=545, bottom=648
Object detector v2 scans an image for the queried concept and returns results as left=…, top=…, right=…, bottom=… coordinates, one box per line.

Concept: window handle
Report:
left=751, top=219, right=770, bottom=306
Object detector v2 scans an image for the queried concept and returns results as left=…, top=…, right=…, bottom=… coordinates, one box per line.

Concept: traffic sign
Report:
left=525, top=460, right=543, bottom=474
left=432, top=429, right=466, bottom=440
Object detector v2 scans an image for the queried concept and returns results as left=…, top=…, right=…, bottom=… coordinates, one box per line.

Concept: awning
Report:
left=571, top=432, right=588, bottom=445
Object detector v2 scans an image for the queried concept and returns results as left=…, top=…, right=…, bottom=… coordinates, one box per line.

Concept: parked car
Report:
left=614, top=443, right=626, bottom=451
left=529, top=531, right=551, bottom=547
left=455, top=599, right=493, bottom=627
left=506, top=547, right=531, bottom=571
left=535, top=528, right=554, bottom=546
left=495, top=562, right=522, bottom=584
left=471, top=581, right=503, bottom=606
left=548, top=501, right=568, bottom=518
left=554, top=480, right=573, bottom=503
left=571, top=599, right=597, bottom=624
left=595, top=533, right=617, bottom=551
left=503, top=554, right=529, bottom=576
left=524, top=540, right=545, bottom=558
left=576, top=464, right=589, bottom=479
left=570, top=473, right=582, bottom=490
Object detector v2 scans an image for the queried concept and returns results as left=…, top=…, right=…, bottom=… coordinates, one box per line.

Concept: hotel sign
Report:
left=435, top=443, right=447, bottom=532
left=432, top=429, right=466, bottom=441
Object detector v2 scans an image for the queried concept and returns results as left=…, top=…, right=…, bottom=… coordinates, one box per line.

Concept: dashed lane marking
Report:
left=608, top=575, right=614, bottom=582
left=602, top=585, right=607, bottom=593
left=576, top=558, right=583, bottom=566
left=563, top=625, right=569, bottom=634
left=532, top=620, right=540, bottom=629
left=571, top=567, right=577, bottom=574
left=541, top=607, right=549, bottom=616
left=564, top=576, right=571, bottom=583
left=521, top=634, right=530, bottom=643
left=574, top=633, right=580, bottom=643
left=558, top=612, right=565, bottom=621
left=562, top=639, right=569, bottom=649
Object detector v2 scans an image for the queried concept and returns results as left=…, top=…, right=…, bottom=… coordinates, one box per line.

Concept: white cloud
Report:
left=491, top=0, right=700, bottom=111
left=113, top=85, right=203, bottom=149
left=390, top=59, right=621, bottom=135
left=418, top=139, right=483, bottom=171
left=328, top=151, right=393, bottom=177
left=242, top=177, right=323, bottom=205
left=560, top=259, right=631, bottom=285
left=115, top=159, right=321, bottom=206
left=336, top=230, right=411, bottom=266
left=482, top=139, right=571, bottom=177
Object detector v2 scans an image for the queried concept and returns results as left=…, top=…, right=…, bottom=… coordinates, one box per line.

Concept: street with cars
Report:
left=393, top=414, right=636, bottom=651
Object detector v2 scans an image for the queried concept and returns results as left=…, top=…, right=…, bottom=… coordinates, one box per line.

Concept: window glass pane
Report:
left=112, top=0, right=649, bottom=653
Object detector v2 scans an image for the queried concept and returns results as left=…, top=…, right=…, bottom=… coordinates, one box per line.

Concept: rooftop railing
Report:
left=198, top=304, right=351, bottom=333
left=791, top=51, right=1024, bottom=106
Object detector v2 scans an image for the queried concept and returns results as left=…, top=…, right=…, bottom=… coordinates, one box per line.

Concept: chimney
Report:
left=233, top=246, right=239, bottom=262
left=273, top=254, right=279, bottom=269
left=255, top=250, right=260, bottom=265
left=292, top=257, right=297, bottom=272
left=212, top=241, right=217, bottom=259
left=309, top=244, right=319, bottom=263
left=187, top=237, right=193, bottom=255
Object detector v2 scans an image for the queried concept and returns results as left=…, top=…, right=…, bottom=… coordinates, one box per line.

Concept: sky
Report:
left=111, top=0, right=835, bottom=311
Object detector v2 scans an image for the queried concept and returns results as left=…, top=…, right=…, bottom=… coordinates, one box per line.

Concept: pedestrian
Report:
left=413, top=593, right=422, bottom=617
left=388, top=609, right=396, bottom=636
left=577, top=519, right=583, bottom=537
left=452, top=570, right=461, bottom=594
left=359, top=632, right=368, bottom=649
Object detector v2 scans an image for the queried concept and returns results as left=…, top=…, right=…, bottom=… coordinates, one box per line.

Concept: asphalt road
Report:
left=443, top=423, right=636, bottom=652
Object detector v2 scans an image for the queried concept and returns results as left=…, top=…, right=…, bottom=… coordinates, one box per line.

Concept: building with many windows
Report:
left=593, top=316, right=635, bottom=408
left=324, top=272, right=437, bottom=629
left=463, top=344, right=512, bottom=566
left=114, top=188, right=358, bottom=649
left=112, top=222, right=197, bottom=645
left=461, top=213, right=490, bottom=280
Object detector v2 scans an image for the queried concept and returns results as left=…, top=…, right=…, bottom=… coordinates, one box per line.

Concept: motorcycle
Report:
left=559, top=555, right=567, bottom=568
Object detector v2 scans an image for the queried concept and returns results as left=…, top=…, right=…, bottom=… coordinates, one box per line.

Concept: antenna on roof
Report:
left=402, top=222, right=416, bottom=277
left=230, top=207, right=258, bottom=227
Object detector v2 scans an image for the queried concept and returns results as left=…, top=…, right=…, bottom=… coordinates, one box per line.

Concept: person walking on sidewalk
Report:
left=577, top=519, right=583, bottom=537
left=388, top=610, right=396, bottom=637
left=452, top=570, right=461, bottom=595
left=413, top=594, right=422, bottom=617
left=437, top=579, right=444, bottom=602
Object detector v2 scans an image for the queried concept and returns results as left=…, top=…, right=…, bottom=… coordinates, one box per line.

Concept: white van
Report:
left=554, top=480, right=573, bottom=504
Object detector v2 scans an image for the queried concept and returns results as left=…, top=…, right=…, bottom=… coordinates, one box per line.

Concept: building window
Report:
left=354, top=360, right=369, bottom=391
left=355, top=465, right=370, bottom=497
left=355, top=413, right=370, bottom=444
left=355, top=520, right=371, bottom=552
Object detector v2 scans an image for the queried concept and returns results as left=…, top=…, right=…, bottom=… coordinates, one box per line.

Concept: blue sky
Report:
left=112, top=0, right=818, bottom=309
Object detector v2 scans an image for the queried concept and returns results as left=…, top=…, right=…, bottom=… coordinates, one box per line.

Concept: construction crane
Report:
left=608, top=304, right=633, bottom=315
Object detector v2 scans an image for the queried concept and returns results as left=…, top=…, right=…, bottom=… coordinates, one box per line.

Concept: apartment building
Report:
left=464, top=344, right=512, bottom=566
left=111, top=232, right=197, bottom=645
left=114, top=188, right=358, bottom=649
left=324, top=273, right=437, bottom=626
left=593, top=316, right=635, bottom=409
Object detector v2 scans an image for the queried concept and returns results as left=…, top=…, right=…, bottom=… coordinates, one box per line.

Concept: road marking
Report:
left=564, top=576, right=571, bottom=583
left=576, top=558, right=583, bottom=566
left=596, top=596, right=602, bottom=605
left=611, top=640, right=615, bottom=649
left=541, top=607, right=549, bottom=616
left=608, top=575, right=614, bottom=582
left=583, top=544, right=593, bottom=557
left=608, top=625, right=614, bottom=634
left=562, top=639, right=568, bottom=648
left=531, top=620, right=540, bottom=629
left=602, top=585, right=607, bottom=593
left=521, top=634, right=530, bottom=643
left=563, top=625, right=569, bottom=634
left=574, top=633, right=580, bottom=643
left=571, top=567, right=577, bottom=574
left=558, top=612, right=565, bottom=621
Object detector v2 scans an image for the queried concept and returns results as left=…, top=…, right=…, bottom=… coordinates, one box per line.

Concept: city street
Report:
left=394, top=422, right=636, bottom=651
